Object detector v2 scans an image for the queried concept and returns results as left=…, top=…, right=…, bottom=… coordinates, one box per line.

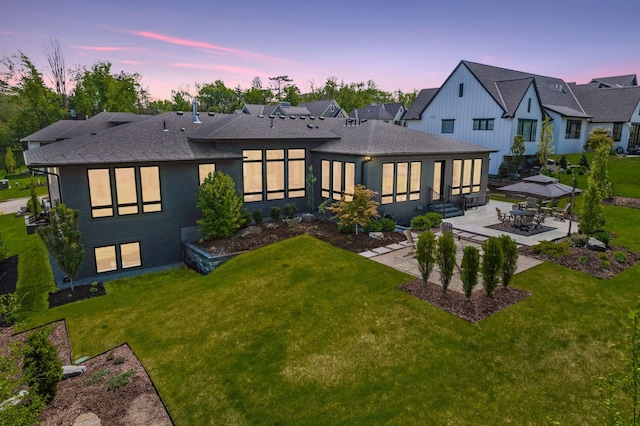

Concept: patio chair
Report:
left=496, top=207, right=512, bottom=227
left=440, top=221, right=453, bottom=235
left=526, top=197, right=538, bottom=212
left=403, top=229, right=417, bottom=257
left=533, top=212, right=547, bottom=229
left=554, top=203, right=571, bottom=221
left=520, top=214, right=535, bottom=232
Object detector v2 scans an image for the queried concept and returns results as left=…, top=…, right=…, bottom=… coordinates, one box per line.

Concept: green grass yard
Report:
left=0, top=167, right=49, bottom=202
left=14, top=231, right=640, bottom=424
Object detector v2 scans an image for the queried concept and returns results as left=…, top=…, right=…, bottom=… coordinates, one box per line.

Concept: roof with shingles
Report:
left=383, top=102, right=404, bottom=118
left=495, top=77, right=534, bottom=117
left=312, top=119, right=495, bottom=156
left=25, top=112, right=493, bottom=167
left=570, top=83, right=640, bottom=123
left=298, top=100, right=343, bottom=117
left=21, top=111, right=150, bottom=142
left=590, top=74, right=638, bottom=88
left=401, top=88, right=438, bottom=120
left=348, top=104, right=394, bottom=121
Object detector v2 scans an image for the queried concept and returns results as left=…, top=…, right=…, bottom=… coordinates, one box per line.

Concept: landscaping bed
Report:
left=1, top=321, right=172, bottom=426
left=48, top=281, right=107, bottom=308
left=196, top=219, right=406, bottom=255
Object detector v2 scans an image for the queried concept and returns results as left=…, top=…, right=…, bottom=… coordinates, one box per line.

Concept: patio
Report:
left=360, top=200, right=573, bottom=293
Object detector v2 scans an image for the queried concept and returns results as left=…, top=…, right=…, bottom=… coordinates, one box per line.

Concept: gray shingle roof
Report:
left=20, top=111, right=149, bottom=143
left=570, top=83, right=640, bottom=123
left=312, top=120, right=495, bottom=156
left=349, top=104, right=394, bottom=121
left=495, top=77, right=534, bottom=117
left=298, top=100, right=343, bottom=117
left=402, top=88, right=438, bottom=120
left=462, top=60, right=589, bottom=118
left=590, top=75, right=638, bottom=88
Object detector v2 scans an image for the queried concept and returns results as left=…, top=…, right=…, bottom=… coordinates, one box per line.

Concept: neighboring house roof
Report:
left=570, top=83, right=640, bottom=123
left=349, top=104, right=394, bottom=121
left=298, top=100, right=344, bottom=118
left=242, top=103, right=311, bottom=117
left=313, top=120, right=495, bottom=156
left=495, top=77, right=535, bottom=117
left=590, top=74, right=638, bottom=88
left=402, top=88, right=438, bottom=120
left=21, top=111, right=150, bottom=143
left=461, top=60, right=590, bottom=118
left=383, top=102, right=405, bottom=118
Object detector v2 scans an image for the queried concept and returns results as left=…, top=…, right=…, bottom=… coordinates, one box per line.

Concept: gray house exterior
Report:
left=25, top=111, right=493, bottom=287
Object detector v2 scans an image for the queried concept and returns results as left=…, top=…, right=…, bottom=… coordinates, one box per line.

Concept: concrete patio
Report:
left=359, top=199, right=573, bottom=293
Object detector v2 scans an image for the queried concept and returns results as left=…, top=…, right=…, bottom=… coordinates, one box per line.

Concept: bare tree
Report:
left=44, top=38, right=67, bottom=109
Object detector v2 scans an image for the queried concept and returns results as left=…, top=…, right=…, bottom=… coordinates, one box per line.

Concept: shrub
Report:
left=363, top=220, right=383, bottom=233
left=499, top=235, right=518, bottom=288
left=316, top=199, right=331, bottom=223
left=240, top=208, right=252, bottom=228
left=107, top=370, right=136, bottom=391
left=559, top=154, right=568, bottom=170
left=252, top=209, right=263, bottom=224
left=327, top=185, right=379, bottom=235
left=270, top=206, right=281, bottom=221
left=84, top=369, right=111, bottom=385
left=23, top=327, right=62, bottom=403
left=461, top=246, right=480, bottom=301
left=531, top=241, right=570, bottom=259
left=112, top=356, right=125, bottom=365
left=282, top=203, right=298, bottom=219
left=482, top=237, right=503, bottom=297
left=436, top=232, right=457, bottom=292
left=0, top=293, right=20, bottom=327
left=614, top=251, right=627, bottom=263
left=498, top=161, right=509, bottom=178
left=579, top=255, right=588, bottom=265
left=338, top=222, right=354, bottom=234
left=411, top=212, right=443, bottom=231
left=379, top=217, right=396, bottom=232
left=416, top=232, right=437, bottom=286
left=600, top=259, right=611, bottom=268
left=593, top=231, right=612, bottom=247
left=196, top=171, right=245, bottom=239
left=598, top=252, right=609, bottom=261
left=569, top=233, right=588, bottom=248
left=579, top=152, right=589, bottom=168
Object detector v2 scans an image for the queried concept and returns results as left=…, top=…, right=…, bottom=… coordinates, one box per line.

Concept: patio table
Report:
left=510, top=209, right=535, bottom=230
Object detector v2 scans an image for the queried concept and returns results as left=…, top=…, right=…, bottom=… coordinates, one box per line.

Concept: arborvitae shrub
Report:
left=499, top=235, right=518, bottom=288
left=436, top=232, right=457, bottom=292
left=23, top=327, right=62, bottom=403
left=482, top=237, right=503, bottom=297
left=461, top=245, right=480, bottom=300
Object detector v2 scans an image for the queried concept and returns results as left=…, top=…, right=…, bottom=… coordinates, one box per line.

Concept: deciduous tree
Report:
left=327, top=184, right=379, bottom=235
left=37, top=204, right=84, bottom=291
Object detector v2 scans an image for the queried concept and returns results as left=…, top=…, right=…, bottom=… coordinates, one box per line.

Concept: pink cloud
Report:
left=75, top=46, right=124, bottom=52
left=121, top=60, right=143, bottom=65
left=172, top=62, right=260, bottom=76
left=0, top=30, right=19, bottom=36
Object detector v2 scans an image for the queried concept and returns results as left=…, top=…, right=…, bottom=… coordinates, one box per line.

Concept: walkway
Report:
left=359, top=199, right=567, bottom=293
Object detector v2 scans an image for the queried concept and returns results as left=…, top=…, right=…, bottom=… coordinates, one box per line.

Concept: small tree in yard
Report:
left=510, top=134, right=525, bottom=173
left=415, top=231, right=437, bottom=286
left=537, top=117, right=554, bottom=174
left=37, top=204, right=83, bottom=291
left=579, top=174, right=604, bottom=240
left=197, top=171, right=244, bottom=239
left=499, top=235, right=518, bottom=288
left=306, top=165, right=316, bottom=212
left=327, top=184, right=379, bottom=235
left=436, top=231, right=457, bottom=292
left=481, top=237, right=503, bottom=297
left=588, top=128, right=615, bottom=200
left=461, top=245, right=480, bottom=301
left=23, top=327, right=63, bottom=403
left=27, top=180, right=42, bottom=218
left=4, top=146, right=16, bottom=174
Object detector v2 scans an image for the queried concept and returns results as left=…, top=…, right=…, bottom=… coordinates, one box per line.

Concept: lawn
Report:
left=0, top=167, right=49, bottom=201
left=17, top=231, right=640, bottom=424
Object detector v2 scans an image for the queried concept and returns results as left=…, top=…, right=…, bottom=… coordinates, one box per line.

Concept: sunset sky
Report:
left=2, top=0, right=639, bottom=101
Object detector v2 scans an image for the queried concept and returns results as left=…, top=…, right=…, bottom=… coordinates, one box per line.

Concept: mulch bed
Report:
left=399, top=279, right=530, bottom=322
left=0, top=255, right=19, bottom=295
left=520, top=243, right=640, bottom=279
left=485, top=222, right=555, bottom=237
left=1, top=321, right=173, bottom=426
left=48, top=282, right=107, bottom=308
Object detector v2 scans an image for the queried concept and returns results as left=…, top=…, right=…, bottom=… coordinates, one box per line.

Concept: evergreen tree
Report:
left=481, top=237, right=503, bottom=297
left=499, top=235, right=518, bottom=288
left=4, top=146, right=15, bottom=174
left=22, top=327, right=63, bottom=403
left=196, top=171, right=245, bottom=239
left=461, top=245, right=480, bottom=301
left=416, top=231, right=437, bottom=286
left=510, top=134, right=525, bottom=173
left=537, top=117, right=554, bottom=173
left=579, top=174, right=604, bottom=238
left=436, top=231, right=457, bottom=292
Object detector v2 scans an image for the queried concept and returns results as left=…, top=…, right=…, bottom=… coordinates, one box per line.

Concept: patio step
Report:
left=428, top=202, right=465, bottom=219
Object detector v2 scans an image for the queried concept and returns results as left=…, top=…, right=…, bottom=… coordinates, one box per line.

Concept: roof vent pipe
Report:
left=192, top=100, right=201, bottom=124
left=163, top=120, right=168, bottom=132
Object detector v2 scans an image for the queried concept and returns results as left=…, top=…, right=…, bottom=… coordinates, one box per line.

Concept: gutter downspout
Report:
left=27, top=166, right=62, bottom=206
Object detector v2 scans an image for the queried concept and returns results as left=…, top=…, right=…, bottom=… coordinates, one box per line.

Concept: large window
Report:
left=451, top=159, right=482, bottom=195
left=115, top=167, right=138, bottom=215
left=321, top=160, right=355, bottom=201
left=88, top=169, right=114, bottom=218
left=199, top=164, right=216, bottom=184
left=242, top=149, right=306, bottom=202
left=473, top=119, right=494, bottom=131
left=95, top=242, right=141, bottom=273
left=565, top=120, right=582, bottom=139
left=441, top=119, right=455, bottom=134
left=381, top=161, right=421, bottom=204
left=140, top=166, right=162, bottom=213
left=517, top=119, right=537, bottom=142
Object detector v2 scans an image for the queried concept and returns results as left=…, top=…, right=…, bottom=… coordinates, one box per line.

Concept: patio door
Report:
left=629, top=124, right=640, bottom=150
left=432, top=161, right=445, bottom=200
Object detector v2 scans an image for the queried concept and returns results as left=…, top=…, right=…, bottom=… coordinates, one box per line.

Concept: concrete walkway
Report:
left=0, top=197, right=29, bottom=215
left=359, top=200, right=566, bottom=293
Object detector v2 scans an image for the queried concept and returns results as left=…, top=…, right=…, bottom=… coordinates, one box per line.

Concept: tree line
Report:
left=0, top=39, right=418, bottom=159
